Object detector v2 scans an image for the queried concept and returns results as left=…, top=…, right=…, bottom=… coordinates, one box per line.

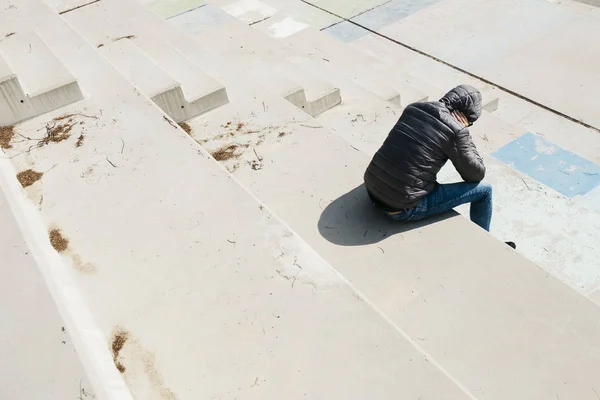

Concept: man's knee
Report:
left=478, top=181, right=492, bottom=197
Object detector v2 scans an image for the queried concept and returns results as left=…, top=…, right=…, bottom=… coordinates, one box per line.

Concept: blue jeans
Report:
left=382, top=182, right=493, bottom=231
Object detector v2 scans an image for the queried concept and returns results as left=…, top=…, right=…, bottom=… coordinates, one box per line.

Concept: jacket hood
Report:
left=440, top=85, right=483, bottom=123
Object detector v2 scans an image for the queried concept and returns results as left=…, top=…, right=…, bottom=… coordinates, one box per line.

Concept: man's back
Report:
left=364, top=85, right=485, bottom=211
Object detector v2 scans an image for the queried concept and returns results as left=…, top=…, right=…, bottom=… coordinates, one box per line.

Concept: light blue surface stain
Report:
left=351, top=0, right=440, bottom=31
left=168, top=4, right=232, bottom=35
left=492, top=132, right=600, bottom=197
left=324, top=21, right=369, bottom=42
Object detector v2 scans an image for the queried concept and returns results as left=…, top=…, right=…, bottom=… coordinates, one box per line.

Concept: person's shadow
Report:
left=318, top=184, right=456, bottom=246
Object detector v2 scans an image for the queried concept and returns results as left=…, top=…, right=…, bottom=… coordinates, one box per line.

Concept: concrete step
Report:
left=1, top=2, right=471, bottom=398
left=196, top=6, right=412, bottom=107
left=0, top=184, right=92, bottom=399
left=128, top=36, right=229, bottom=121
left=99, top=37, right=228, bottom=122
left=174, top=15, right=342, bottom=116
left=60, top=0, right=341, bottom=118
left=185, top=77, right=600, bottom=399
left=352, top=33, right=500, bottom=112
left=438, top=153, right=600, bottom=295
left=0, top=31, right=84, bottom=126
left=253, top=20, right=428, bottom=106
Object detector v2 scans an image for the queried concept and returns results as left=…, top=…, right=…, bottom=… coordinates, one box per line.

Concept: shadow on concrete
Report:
left=318, top=184, right=456, bottom=246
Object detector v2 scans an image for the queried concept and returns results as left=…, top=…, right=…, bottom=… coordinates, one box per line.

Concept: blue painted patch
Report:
left=168, top=4, right=233, bottom=35
left=324, top=21, right=369, bottom=42
left=492, top=132, right=600, bottom=197
left=351, top=0, right=440, bottom=31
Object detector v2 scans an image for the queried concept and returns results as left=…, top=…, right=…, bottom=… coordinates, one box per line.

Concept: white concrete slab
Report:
left=476, top=16, right=600, bottom=130
left=375, top=0, right=600, bottom=129
left=0, top=186, right=93, bottom=400
left=0, top=30, right=84, bottom=125
left=0, top=1, right=475, bottom=398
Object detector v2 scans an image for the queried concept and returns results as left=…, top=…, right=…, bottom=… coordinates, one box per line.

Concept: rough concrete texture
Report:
left=3, top=0, right=600, bottom=398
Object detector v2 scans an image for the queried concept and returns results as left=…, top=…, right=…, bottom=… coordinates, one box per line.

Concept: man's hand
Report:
left=452, top=111, right=470, bottom=127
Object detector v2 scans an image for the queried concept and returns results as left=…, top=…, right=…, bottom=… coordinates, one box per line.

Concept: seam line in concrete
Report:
left=165, top=3, right=207, bottom=20
left=300, top=0, right=600, bottom=135
left=58, top=0, right=102, bottom=15
left=249, top=15, right=273, bottom=26
left=315, top=0, right=394, bottom=31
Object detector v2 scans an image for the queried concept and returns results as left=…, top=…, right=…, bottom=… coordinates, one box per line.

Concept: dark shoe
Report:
left=505, top=241, right=516, bottom=249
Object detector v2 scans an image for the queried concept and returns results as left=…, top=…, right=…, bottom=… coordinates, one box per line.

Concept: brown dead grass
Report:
left=178, top=122, right=192, bottom=135
left=53, top=114, right=76, bottom=121
left=0, top=125, right=15, bottom=149
left=76, top=134, right=85, bottom=147
left=211, top=144, right=248, bottom=161
left=49, top=229, right=69, bottom=253
left=42, top=121, right=75, bottom=145
left=16, top=169, right=43, bottom=188
left=111, top=328, right=129, bottom=374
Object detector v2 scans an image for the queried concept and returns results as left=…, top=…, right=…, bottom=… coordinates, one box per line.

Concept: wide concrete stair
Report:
left=171, top=16, right=343, bottom=116
left=1, top=0, right=600, bottom=399
left=0, top=31, right=84, bottom=126
left=2, top=2, right=466, bottom=399
left=99, top=35, right=229, bottom=122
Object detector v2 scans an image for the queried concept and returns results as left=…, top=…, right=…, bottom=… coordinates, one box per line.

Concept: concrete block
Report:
left=131, top=37, right=230, bottom=121
left=180, top=18, right=342, bottom=116
left=0, top=31, right=84, bottom=126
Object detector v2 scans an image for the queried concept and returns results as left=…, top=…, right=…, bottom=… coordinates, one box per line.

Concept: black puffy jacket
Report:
left=364, top=85, right=486, bottom=211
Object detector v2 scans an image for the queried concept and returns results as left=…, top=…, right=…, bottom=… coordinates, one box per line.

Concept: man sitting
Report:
left=364, top=85, right=515, bottom=248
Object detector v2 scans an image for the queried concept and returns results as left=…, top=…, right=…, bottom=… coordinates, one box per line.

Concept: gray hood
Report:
left=440, top=85, right=483, bottom=123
